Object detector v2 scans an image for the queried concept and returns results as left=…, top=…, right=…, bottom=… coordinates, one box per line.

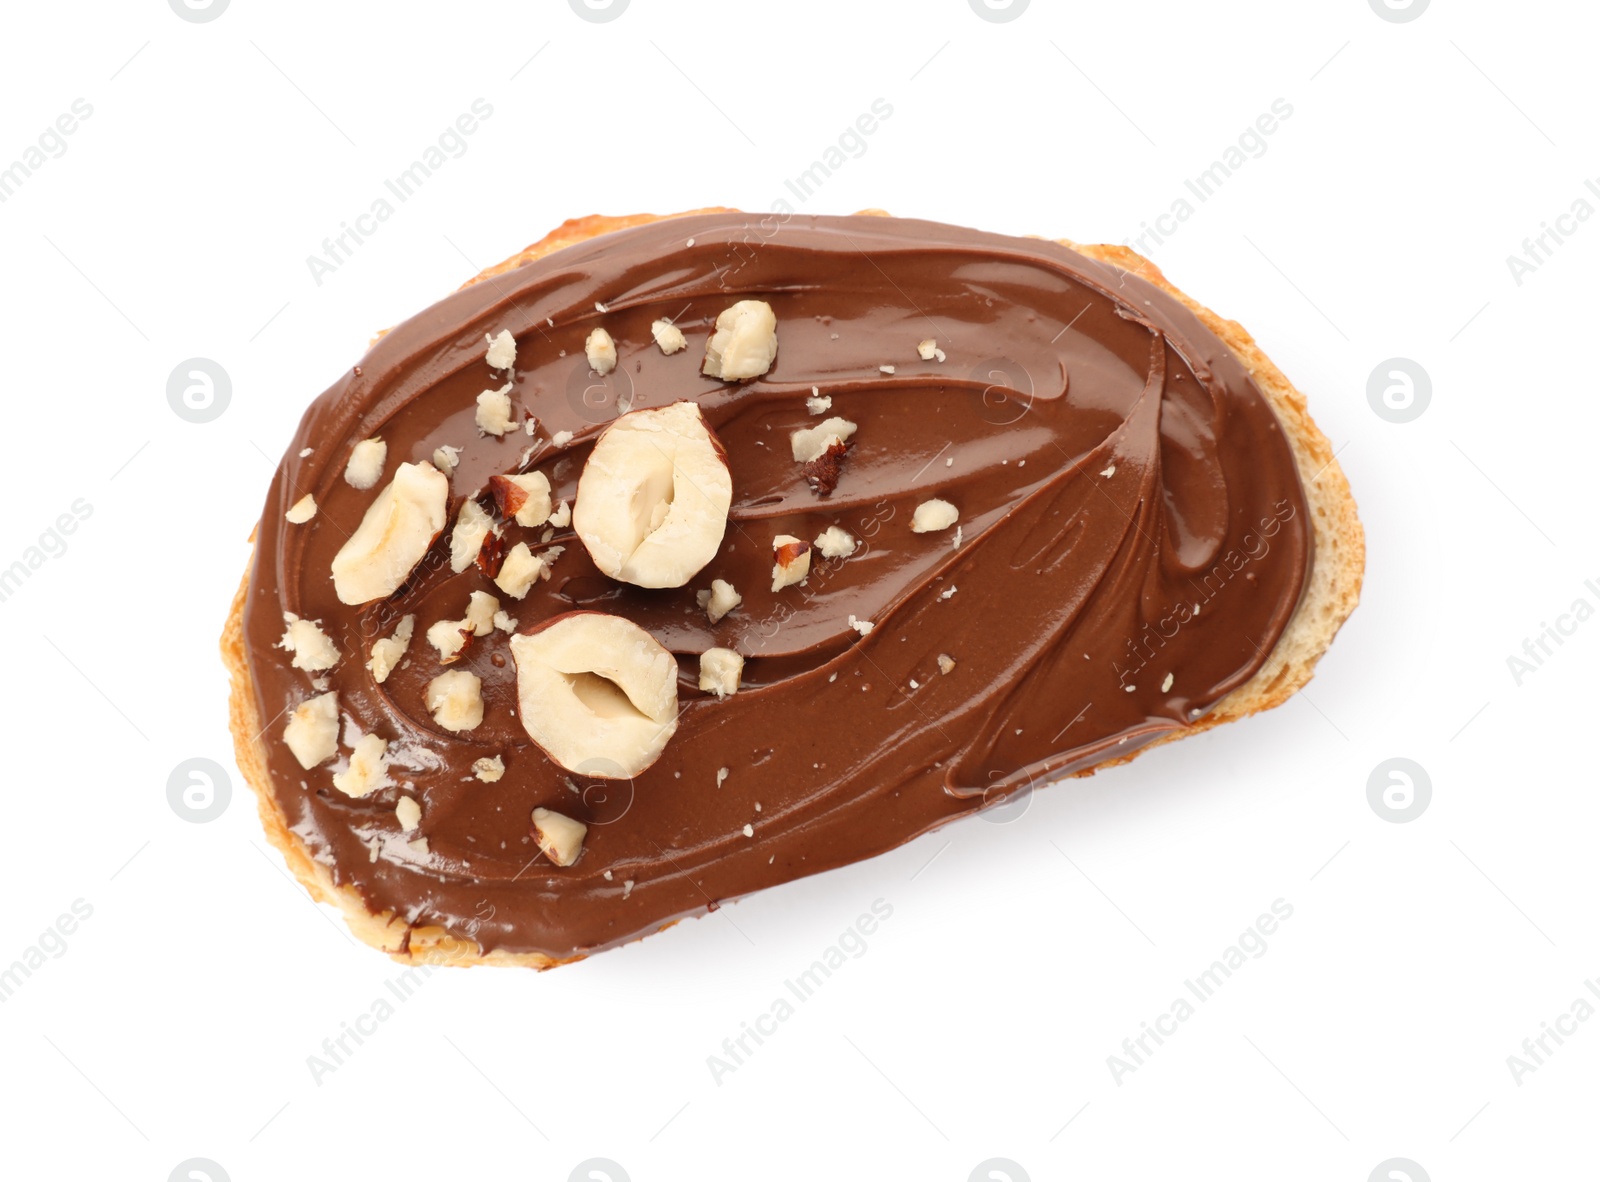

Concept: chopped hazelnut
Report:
left=585, top=327, right=617, bottom=376
left=698, top=647, right=745, bottom=698
left=651, top=319, right=687, bottom=354
left=911, top=498, right=959, bottom=534
left=344, top=437, right=387, bottom=490
left=476, top=383, right=516, bottom=436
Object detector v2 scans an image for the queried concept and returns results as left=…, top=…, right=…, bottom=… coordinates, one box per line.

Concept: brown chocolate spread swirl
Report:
left=242, top=213, right=1311, bottom=959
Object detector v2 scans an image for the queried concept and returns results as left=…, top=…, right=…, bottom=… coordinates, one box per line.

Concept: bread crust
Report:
left=221, top=210, right=1363, bottom=968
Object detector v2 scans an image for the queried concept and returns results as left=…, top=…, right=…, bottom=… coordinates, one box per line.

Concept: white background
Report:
left=1, top=1, right=1594, bottom=1179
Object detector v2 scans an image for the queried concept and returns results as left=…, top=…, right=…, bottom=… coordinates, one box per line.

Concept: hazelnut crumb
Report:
left=604, top=869, right=613, bottom=880
left=485, top=329, right=516, bottom=371
left=623, top=879, right=635, bottom=898
left=651, top=319, right=688, bottom=355
left=476, top=383, right=516, bottom=436
left=551, top=429, right=574, bottom=448
left=1161, top=672, right=1175, bottom=692
left=743, top=824, right=754, bottom=837
left=285, top=494, right=317, bottom=524
left=916, top=338, right=947, bottom=363
left=716, top=767, right=729, bottom=788
left=878, top=364, right=896, bottom=375
left=1101, top=464, right=1116, bottom=478
left=940, top=585, right=957, bottom=600
left=848, top=615, right=874, bottom=637
left=937, top=653, right=956, bottom=674
left=912, top=499, right=959, bottom=534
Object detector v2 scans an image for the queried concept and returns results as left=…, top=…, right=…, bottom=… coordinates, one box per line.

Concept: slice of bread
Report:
left=221, top=210, right=1364, bottom=968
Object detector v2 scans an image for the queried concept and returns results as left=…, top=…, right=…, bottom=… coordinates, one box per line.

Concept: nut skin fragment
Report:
left=284, top=691, right=339, bottom=769
left=702, top=299, right=778, bottom=381
left=427, top=591, right=501, bottom=662
left=425, top=670, right=484, bottom=733
left=911, top=498, right=959, bottom=534
left=651, top=319, right=687, bottom=354
left=771, top=535, right=812, bottom=592
left=475, top=529, right=505, bottom=578
left=285, top=494, right=317, bottom=524
left=698, top=648, right=744, bottom=698
left=802, top=438, right=850, bottom=497
left=489, top=471, right=553, bottom=527
left=814, top=526, right=857, bottom=559
left=696, top=578, right=742, bottom=623
left=572, top=401, right=733, bottom=589
left=367, top=615, right=415, bottom=683
left=332, top=733, right=389, bottom=798
left=508, top=611, right=679, bottom=779
left=344, top=437, right=387, bottom=490
left=531, top=807, right=587, bottom=868
left=585, top=327, right=617, bottom=376
left=476, top=383, right=516, bottom=436
left=330, top=461, right=449, bottom=606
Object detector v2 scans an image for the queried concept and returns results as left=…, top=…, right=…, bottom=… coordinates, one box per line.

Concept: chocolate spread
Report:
left=241, top=213, right=1311, bottom=959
